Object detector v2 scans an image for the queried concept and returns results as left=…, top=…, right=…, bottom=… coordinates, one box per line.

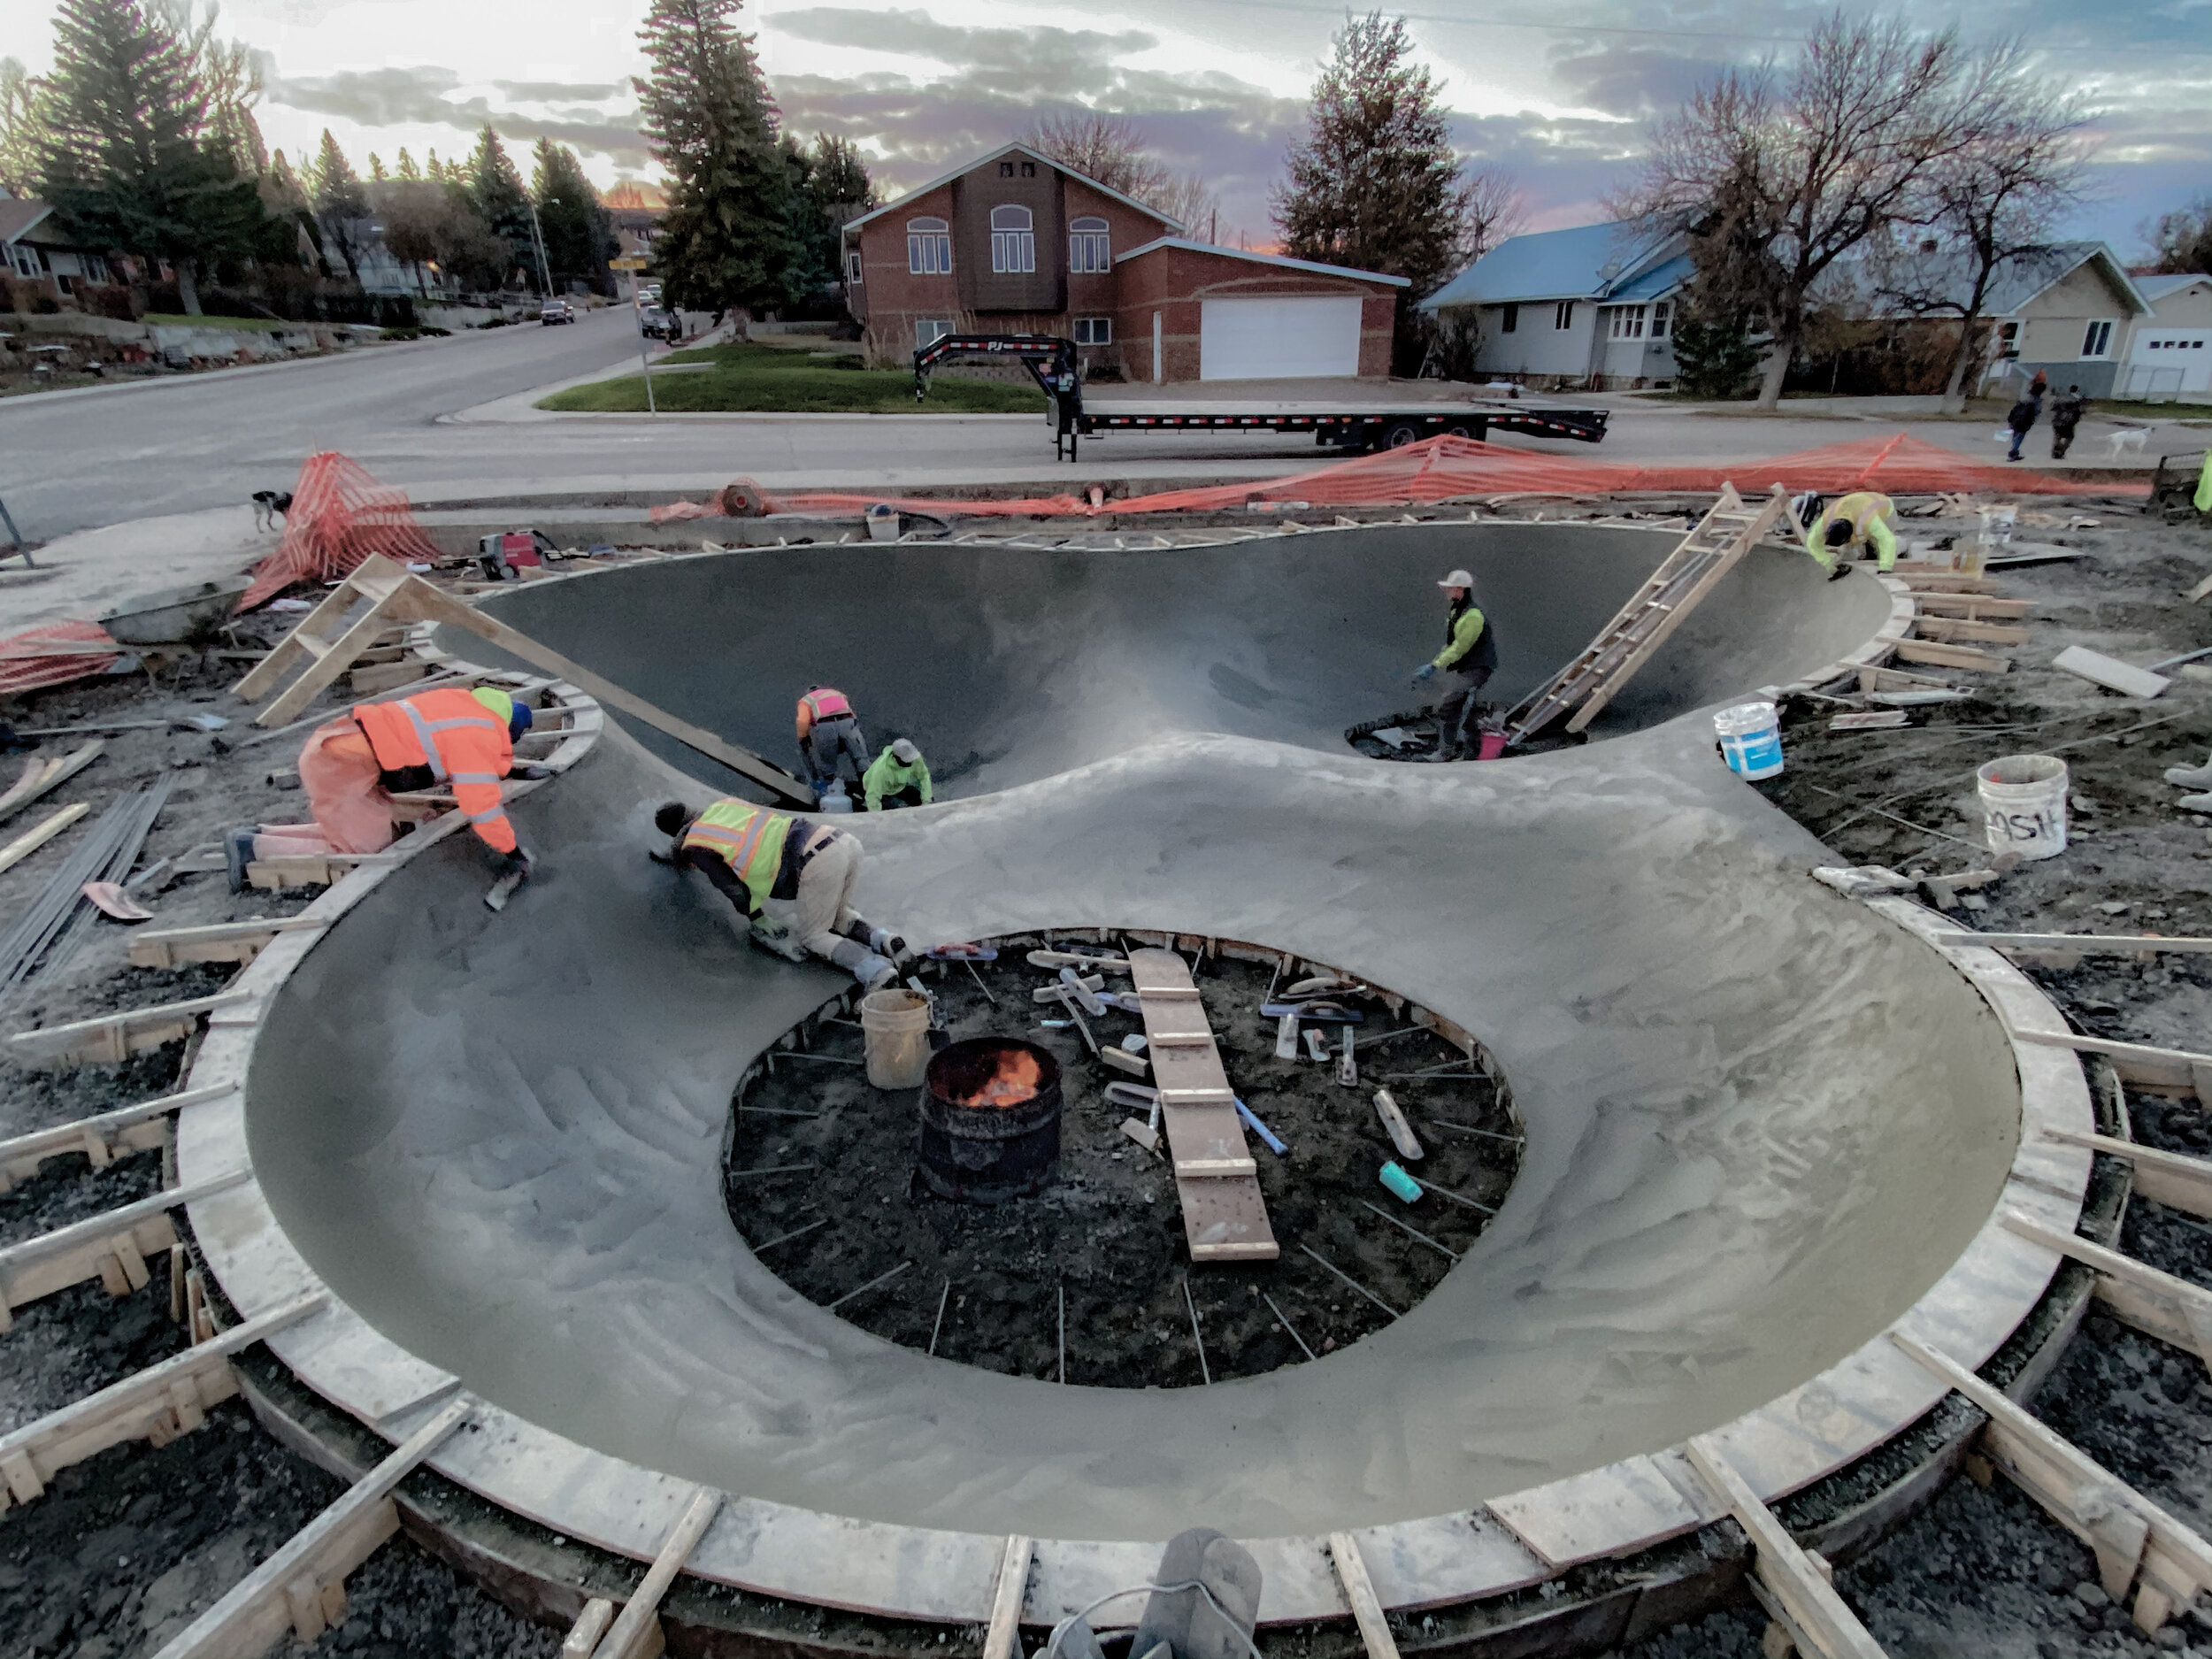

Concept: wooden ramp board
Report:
left=1128, top=949, right=1277, bottom=1262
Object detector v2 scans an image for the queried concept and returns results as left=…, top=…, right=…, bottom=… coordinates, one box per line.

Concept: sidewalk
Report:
left=0, top=506, right=276, bottom=634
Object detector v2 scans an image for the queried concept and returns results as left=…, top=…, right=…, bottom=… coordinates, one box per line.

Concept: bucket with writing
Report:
left=859, top=987, right=933, bottom=1089
left=1978, top=754, right=2067, bottom=860
left=1713, top=702, right=1784, bottom=780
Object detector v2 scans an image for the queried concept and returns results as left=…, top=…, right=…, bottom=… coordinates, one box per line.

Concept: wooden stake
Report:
left=1327, top=1533, right=1402, bottom=1659
left=590, top=1490, right=720, bottom=1659
left=982, top=1535, right=1032, bottom=1659
left=0, top=803, right=88, bottom=879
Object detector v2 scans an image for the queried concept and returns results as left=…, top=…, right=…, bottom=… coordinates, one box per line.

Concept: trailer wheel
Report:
left=1384, top=421, right=1425, bottom=449
left=1444, top=422, right=1474, bottom=440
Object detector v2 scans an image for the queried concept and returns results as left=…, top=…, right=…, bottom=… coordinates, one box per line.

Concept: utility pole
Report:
left=526, top=197, right=557, bottom=298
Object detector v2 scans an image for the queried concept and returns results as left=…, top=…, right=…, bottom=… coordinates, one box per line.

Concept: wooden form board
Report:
left=2004, top=1213, right=2212, bottom=1369
left=127, top=916, right=326, bottom=970
left=244, top=852, right=388, bottom=892
left=0, top=1171, right=246, bottom=1329
left=1129, top=948, right=1278, bottom=1262
left=1328, top=1534, right=1403, bottom=1659
left=232, top=554, right=816, bottom=809
left=0, top=741, right=103, bottom=827
left=2043, top=1129, right=2212, bottom=1218
left=6, top=989, right=251, bottom=1067
left=2012, top=1028, right=2212, bottom=1102
left=1896, top=1333, right=2212, bottom=1636
left=150, top=1398, right=472, bottom=1659
left=0, top=1292, right=323, bottom=1509
left=1893, top=637, right=2008, bottom=672
left=0, top=1081, right=230, bottom=1191
left=583, top=1490, right=720, bottom=1659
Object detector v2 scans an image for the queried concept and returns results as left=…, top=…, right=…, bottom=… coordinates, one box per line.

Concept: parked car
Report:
left=539, top=300, right=575, bottom=326
left=638, top=305, right=679, bottom=342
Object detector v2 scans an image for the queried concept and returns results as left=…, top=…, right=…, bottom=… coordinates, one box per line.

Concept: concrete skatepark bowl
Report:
left=181, top=521, right=2093, bottom=1642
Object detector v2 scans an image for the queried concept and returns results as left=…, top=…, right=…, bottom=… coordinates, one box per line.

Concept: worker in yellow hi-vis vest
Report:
left=1792, top=491, right=1900, bottom=578
left=653, top=798, right=906, bottom=988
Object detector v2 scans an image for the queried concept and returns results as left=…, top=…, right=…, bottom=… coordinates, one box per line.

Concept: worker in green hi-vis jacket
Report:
left=863, top=738, right=933, bottom=811
left=1409, top=568, right=1498, bottom=763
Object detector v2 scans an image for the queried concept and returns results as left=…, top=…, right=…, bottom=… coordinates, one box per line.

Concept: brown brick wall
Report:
left=1111, top=248, right=1399, bottom=380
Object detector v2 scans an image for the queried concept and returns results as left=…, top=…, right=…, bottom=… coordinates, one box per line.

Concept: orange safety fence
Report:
left=653, top=433, right=2139, bottom=525
left=0, top=620, right=120, bottom=697
left=242, top=452, right=444, bottom=609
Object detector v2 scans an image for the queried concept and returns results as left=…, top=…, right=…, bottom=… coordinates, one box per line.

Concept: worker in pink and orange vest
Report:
left=795, top=684, right=869, bottom=799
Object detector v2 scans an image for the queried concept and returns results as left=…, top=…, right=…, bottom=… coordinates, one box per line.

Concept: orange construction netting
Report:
left=652, top=432, right=2139, bottom=525
left=0, top=620, right=120, bottom=697
left=242, top=452, right=443, bottom=609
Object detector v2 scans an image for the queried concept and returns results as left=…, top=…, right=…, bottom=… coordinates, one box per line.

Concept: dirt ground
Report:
left=726, top=945, right=1519, bottom=1387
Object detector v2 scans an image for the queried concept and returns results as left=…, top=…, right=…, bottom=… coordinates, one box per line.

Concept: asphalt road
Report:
left=1, top=303, right=2186, bottom=548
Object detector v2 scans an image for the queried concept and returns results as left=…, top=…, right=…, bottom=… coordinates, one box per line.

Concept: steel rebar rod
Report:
left=1183, top=1277, right=1210, bottom=1385
left=928, top=1279, right=950, bottom=1356
left=1299, top=1245, right=1402, bottom=1318
left=749, top=1216, right=828, bottom=1252
left=1411, top=1175, right=1497, bottom=1213
left=827, top=1259, right=910, bottom=1310
left=1262, top=1292, right=1317, bottom=1361
left=1360, top=1200, right=1461, bottom=1261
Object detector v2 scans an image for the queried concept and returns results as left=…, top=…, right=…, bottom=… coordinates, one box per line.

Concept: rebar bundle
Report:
left=0, top=779, right=171, bottom=1003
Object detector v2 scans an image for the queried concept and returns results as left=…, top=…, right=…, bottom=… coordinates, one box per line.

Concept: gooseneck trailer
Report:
left=913, top=333, right=1611, bottom=462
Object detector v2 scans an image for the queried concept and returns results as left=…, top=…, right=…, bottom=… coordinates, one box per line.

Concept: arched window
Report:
left=990, top=205, right=1034, bottom=274
left=906, top=217, right=951, bottom=276
left=1069, top=216, right=1110, bottom=274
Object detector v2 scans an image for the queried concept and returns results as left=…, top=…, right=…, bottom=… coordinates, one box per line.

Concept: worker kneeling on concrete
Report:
left=864, top=737, right=932, bottom=810
left=229, top=686, right=534, bottom=891
left=795, top=685, right=868, bottom=798
left=1409, top=568, right=1497, bottom=762
left=1793, top=490, right=1899, bottom=577
left=654, top=798, right=906, bottom=988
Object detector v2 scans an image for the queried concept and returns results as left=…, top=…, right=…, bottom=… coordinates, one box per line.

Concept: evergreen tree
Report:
left=312, top=127, right=369, bottom=282
left=1, top=58, right=50, bottom=199
left=1272, top=12, right=1474, bottom=303
left=257, top=145, right=318, bottom=270
left=635, top=0, right=795, bottom=314
left=530, top=136, right=611, bottom=293
left=395, top=146, right=419, bottom=182
left=466, top=123, right=535, bottom=290
left=368, top=151, right=386, bottom=183
left=1667, top=288, right=1763, bottom=399
left=35, top=0, right=263, bottom=312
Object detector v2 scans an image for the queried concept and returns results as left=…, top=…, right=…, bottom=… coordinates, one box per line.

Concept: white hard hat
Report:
left=1439, top=569, right=1475, bottom=588
left=890, top=737, right=920, bottom=764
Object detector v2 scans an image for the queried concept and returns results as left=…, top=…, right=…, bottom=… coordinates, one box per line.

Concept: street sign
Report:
left=610, top=256, right=649, bottom=271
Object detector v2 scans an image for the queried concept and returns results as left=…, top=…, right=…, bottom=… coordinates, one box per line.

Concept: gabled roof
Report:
left=1872, top=241, right=2152, bottom=319
left=0, top=198, right=55, bottom=244
left=1114, top=236, right=1409, bottom=287
left=2137, top=272, right=2211, bottom=304
left=841, top=142, right=1183, bottom=237
left=1421, top=220, right=1687, bottom=311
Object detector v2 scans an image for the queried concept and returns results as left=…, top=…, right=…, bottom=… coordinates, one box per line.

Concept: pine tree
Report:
left=1667, top=289, right=1763, bottom=399
left=1, top=58, right=50, bottom=199
left=395, top=146, right=419, bottom=182
left=35, top=0, right=263, bottom=312
left=368, top=151, right=386, bottom=183
left=312, top=127, right=369, bottom=282
left=467, top=123, right=535, bottom=290
left=1272, top=11, right=1475, bottom=358
left=530, top=136, right=611, bottom=292
left=635, top=0, right=795, bottom=314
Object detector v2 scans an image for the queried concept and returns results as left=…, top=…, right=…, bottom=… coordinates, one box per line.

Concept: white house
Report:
left=1956, top=242, right=2152, bottom=400
left=2119, top=273, right=2212, bottom=401
left=1420, top=222, right=1694, bottom=390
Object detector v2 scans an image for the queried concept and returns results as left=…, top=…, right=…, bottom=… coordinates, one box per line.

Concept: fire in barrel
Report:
left=917, top=1037, right=1063, bottom=1203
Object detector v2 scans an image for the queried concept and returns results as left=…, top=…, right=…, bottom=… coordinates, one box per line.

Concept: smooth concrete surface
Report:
left=242, top=524, right=2021, bottom=1545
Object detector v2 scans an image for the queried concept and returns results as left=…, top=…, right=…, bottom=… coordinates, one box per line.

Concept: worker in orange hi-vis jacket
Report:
left=795, top=684, right=869, bottom=796
left=227, top=685, right=537, bottom=891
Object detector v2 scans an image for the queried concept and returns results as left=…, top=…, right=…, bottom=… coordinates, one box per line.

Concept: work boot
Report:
left=829, top=936, right=897, bottom=988
left=2177, top=793, right=2212, bottom=814
left=1428, top=747, right=1460, bottom=764
left=223, top=826, right=256, bottom=895
left=2166, top=757, right=2212, bottom=789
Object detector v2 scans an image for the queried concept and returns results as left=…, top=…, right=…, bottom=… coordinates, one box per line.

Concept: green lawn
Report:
left=537, top=342, right=1047, bottom=414
left=142, top=312, right=288, bottom=331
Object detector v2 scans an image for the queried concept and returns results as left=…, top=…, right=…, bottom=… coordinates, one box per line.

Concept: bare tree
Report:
left=1459, top=163, right=1525, bottom=267
left=1623, top=11, right=1999, bottom=409
left=0, top=58, right=44, bottom=199
left=1024, top=111, right=1216, bottom=234
left=2144, top=197, right=2212, bottom=276
left=1876, top=41, right=2086, bottom=411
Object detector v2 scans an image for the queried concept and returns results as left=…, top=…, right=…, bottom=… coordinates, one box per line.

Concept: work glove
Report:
left=511, top=762, right=552, bottom=781
left=1409, top=663, right=1437, bottom=686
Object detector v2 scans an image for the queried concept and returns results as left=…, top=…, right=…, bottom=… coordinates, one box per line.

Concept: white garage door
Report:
left=1199, top=295, right=1363, bottom=380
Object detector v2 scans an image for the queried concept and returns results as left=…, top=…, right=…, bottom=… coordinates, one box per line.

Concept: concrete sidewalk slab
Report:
left=0, top=505, right=276, bottom=634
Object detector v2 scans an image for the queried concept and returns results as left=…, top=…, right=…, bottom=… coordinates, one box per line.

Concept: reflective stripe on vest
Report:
left=396, top=700, right=504, bottom=784
left=683, top=800, right=791, bottom=906
left=803, top=689, right=852, bottom=722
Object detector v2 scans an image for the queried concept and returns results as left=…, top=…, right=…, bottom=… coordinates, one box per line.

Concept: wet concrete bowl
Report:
left=184, top=523, right=2091, bottom=1628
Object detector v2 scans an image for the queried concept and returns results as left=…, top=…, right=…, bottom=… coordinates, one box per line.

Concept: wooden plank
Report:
left=0, top=803, right=88, bottom=879
left=0, top=741, right=103, bottom=827
left=591, top=1490, right=719, bottom=1659
left=0, top=1292, right=323, bottom=1508
left=1894, top=1333, right=2212, bottom=1634
left=2003, top=1214, right=2212, bottom=1368
left=1684, top=1437, right=1888, bottom=1659
left=1893, top=572, right=1994, bottom=593
left=1894, top=638, right=2008, bottom=672
left=0, top=1171, right=248, bottom=1325
left=563, top=1601, right=616, bottom=1659
left=234, top=557, right=408, bottom=703
left=244, top=853, right=386, bottom=892
left=2042, top=1129, right=2212, bottom=1219
left=2052, top=646, right=2169, bottom=700
left=127, top=916, right=326, bottom=970
left=1328, top=1533, right=1402, bottom=1659
left=150, top=1398, right=472, bottom=1659
left=1907, top=593, right=2032, bottom=619
left=1911, top=615, right=2030, bottom=646
left=7, top=990, right=252, bottom=1068
left=982, top=1534, right=1031, bottom=1659
left=2009, top=1028, right=2210, bottom=1098
left=0, top=1082, right=230, bottom=1191
left=1933, top=931, right=2212, bottom=957
left=257, top=587, right=414, bottom=726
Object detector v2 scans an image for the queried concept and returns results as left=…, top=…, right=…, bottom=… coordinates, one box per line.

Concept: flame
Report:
left=958, top=1048, right=1044, bottom=1109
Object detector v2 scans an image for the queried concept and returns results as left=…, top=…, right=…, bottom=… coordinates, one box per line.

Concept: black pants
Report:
left=871, top=786, right=925, bottom=810
left=1437, top=666, right=1494, bottom=755
left=2051, top=426, right=2077, bottom=459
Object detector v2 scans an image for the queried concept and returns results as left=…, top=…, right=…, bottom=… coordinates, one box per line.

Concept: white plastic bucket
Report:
left=1714, top=702, right=1784, bottom=780
left=859, top=988, right=933, bottom=1088
left=1978, top=754, right=2068, bottom=860
left=866, top=503, right=900, bottom=542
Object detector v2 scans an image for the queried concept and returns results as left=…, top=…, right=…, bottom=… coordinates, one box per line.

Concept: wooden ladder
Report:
left=1502, top=484, right=1788, bottom=746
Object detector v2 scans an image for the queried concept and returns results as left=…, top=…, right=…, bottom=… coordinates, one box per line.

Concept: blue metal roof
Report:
left=1602, top=254, right=1694, bottom=304
left=1421, top=221, right=1685, bottom=311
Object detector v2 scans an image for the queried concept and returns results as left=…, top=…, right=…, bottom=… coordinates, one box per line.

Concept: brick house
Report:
left=841, top=143, right=1405, bottom=382
left=2, top=196, right=131, bottom=317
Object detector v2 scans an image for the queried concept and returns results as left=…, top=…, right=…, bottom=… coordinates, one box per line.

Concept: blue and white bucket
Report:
left=1714, top=701, right=1785, bottom=780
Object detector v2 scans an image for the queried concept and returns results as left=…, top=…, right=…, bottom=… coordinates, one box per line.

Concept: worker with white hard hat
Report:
left=862, top=736, right=933, bottom=811
left=1791, top=491, right=1899, bottom=578
left=1409, top=568, right=1498, bottom=762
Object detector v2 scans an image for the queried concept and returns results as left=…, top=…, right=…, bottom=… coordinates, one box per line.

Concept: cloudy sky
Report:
left=4, top=0, right=2208, bottom=257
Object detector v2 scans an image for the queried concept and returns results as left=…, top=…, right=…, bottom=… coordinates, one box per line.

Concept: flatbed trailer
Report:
left=913, top=333, right=1609, bottom=462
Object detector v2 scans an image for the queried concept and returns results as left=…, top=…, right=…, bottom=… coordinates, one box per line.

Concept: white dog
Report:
left=2105, top=427, right=2149, bottom=460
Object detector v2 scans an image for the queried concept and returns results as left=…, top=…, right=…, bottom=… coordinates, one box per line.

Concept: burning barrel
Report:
left=918, top=1037, right=1063, bottom=1203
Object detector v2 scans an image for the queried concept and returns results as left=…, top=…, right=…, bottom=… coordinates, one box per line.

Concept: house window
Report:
left=1554, top=301, right=1574, bottom=330
left=8, top=243, right=40, bottom=279
left=1650, top=301, right=1671, bottom=339
left=1500, top=303, right=1517, bottom=334
left=1996, top=320, right=2020, bottom=358
left=1074, top=317, right=1111, bottom=345
left=1069, top=217, right=1111, bottom=274
left=2080, top=319, right=2115, bottom=358
left=846, top=250, right=862, bottom=283
left=1000, top=160, right=1015, bottom=177
left=1607, top=305, right=1646, bottom=340
left=990, top=205, right=1034, bottom=274
left=915, top=319, right=950, bottom=349
left=906, top=218, right=951, bottom=275
left=1021, top=160, right=1036, bottom=177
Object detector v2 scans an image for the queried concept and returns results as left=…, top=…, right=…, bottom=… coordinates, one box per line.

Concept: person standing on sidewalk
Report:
left=2005, top=375, right=2045, bottom=463
left=2049, top=386, right=2087, bottom=459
